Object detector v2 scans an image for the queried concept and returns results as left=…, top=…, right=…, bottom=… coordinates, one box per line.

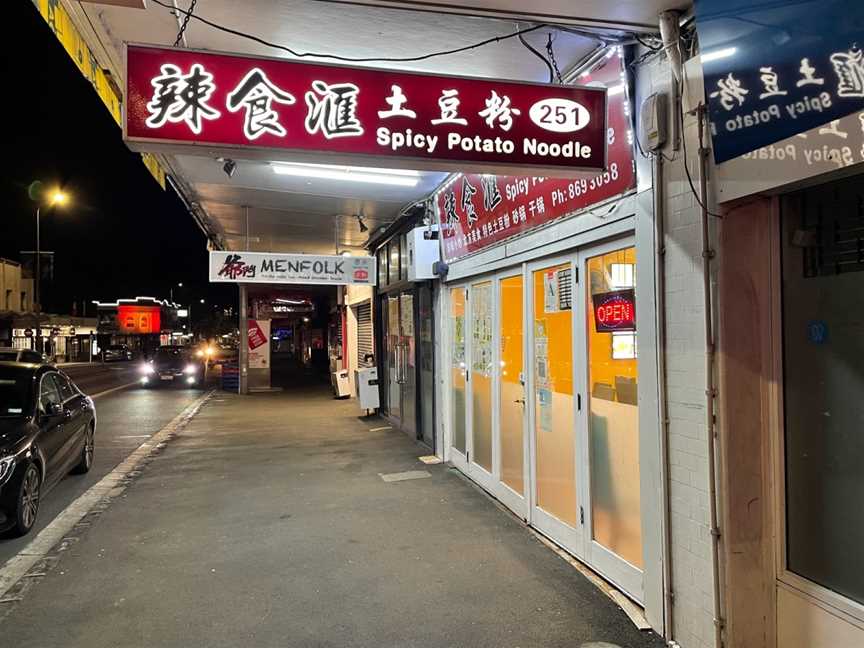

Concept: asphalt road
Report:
left=0, top=379, right=209, bottom=564
left=59, top=362, right=141, bottom=395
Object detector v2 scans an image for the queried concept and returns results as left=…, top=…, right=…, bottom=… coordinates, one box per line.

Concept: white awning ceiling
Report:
left=69, top=0, right=687, bottom=254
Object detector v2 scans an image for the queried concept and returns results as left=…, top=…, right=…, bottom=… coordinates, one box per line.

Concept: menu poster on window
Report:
left=452, top=317, right=465, bottom=367
left=472, top=285, right=493, bottom=376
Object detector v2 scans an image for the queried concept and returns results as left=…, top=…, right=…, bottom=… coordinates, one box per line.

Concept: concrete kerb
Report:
left=0, top=389, right=215, bottom=603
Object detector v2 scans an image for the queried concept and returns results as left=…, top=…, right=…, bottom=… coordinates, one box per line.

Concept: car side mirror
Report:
left=44, top=401, right=63, bottom=417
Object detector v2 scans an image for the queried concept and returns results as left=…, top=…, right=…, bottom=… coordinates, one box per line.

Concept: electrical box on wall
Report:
left=639, top=92, right=668, bottom=152
left=406, top=225, right=440, bottom=281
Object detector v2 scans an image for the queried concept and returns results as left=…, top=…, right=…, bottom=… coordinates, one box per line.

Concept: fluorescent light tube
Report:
left=700, top=47, right=737, bottom=64
left=271, top=162, right=419, bottom=186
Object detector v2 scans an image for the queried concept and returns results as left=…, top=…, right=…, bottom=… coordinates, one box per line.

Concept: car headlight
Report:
left=0, top=455, right=15, bottom=486
left=183, top=364, right=198, bottom=374
left=195, top=349, right=204, bottom=358
left=140, top=363, right=155, bottom=375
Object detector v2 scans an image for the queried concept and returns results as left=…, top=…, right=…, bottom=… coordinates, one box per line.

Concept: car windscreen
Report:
left=155, top=348, right=184, bottom=362
left=0, top=352, right=19, bottom=361
left=0, top=371, right=32, bottom=416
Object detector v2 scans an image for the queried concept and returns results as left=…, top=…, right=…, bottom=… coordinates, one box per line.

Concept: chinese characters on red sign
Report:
left=125, top=45, right=607, bottom=175
left=435, top=50, right=635, bottom=261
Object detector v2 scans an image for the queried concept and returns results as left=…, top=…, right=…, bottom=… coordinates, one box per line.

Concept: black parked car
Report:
left=0, top=362, right=96, bottom=536
left=102, top=344, right=132, bottom=362
left=0, top=348, right=46, bottom=364
left=139, top=346, right=205, bottom=388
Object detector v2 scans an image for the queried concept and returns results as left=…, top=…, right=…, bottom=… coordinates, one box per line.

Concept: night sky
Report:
left=2, top=2, right=234, bottom=317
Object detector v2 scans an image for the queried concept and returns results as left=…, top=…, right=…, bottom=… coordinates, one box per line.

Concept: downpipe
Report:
left=653, top=151, right=675, bottom=642
left=696, top=103, right=725, bottom=648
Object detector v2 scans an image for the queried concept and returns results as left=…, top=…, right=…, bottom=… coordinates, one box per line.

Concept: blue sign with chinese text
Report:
left=694, top=0, right=864, bottom=163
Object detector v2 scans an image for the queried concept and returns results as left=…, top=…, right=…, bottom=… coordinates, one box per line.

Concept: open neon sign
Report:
left=593, top=289, right=636, bottom=332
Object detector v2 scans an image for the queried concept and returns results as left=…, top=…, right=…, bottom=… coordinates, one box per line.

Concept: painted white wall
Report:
left=636, top=53, right=719, bottom=648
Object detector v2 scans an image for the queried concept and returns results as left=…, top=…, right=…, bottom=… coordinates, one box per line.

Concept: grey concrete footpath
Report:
left=0, top=383, right=666, bottom=648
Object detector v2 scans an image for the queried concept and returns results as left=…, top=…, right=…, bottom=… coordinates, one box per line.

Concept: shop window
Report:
left=449, top=288, right=466, bottom=454
left=388, top=240, right=400, bottom=285
left=377, top=248, right=387, bottom=287
left=399, top=233, right=408, bottom=282
left=611, top=331, right=637, bottom=360
left=609, top=262, right=635, bottom=288
left=471, top=281, right=493, bottom=472
left=782, top=177, right=864, bottom=606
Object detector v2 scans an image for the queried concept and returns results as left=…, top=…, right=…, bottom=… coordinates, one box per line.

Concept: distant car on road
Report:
left=102, top=344, right=132, bottom=362
left=0, top=348, right=46, bottom=364
left=139, top=346, right=204, bottom=388
left=0, top=361, right=96, bottom=536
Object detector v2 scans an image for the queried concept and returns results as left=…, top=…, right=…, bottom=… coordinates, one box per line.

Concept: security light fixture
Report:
left=272, top=162, right=419, bottom=187
left=221, top=158, right=237, bottom=178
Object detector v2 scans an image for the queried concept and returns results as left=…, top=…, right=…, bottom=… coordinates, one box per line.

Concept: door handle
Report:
left=514, top=398, right=526, bottom=407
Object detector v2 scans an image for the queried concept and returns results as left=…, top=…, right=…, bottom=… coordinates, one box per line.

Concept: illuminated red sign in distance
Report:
left=437, top=50, right=635, bottom=261
left=592, top=289, right=636, bottom=332
left=117, top=305, right=161, bottom=334
left=124, top=44, right=607, bottom=176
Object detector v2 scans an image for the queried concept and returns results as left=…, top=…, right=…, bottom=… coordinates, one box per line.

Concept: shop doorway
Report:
left=774, top=176, right=864, bottom=646
left=382, top=286, right=435, bottom=449
left=445, top=237, right=644, bottom=602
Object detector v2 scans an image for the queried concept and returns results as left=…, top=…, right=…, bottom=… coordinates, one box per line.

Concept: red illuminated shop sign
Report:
left=436, top=50, right=635, bottom=261
left=592, top=289, right=636, bottom=332
left=124, top=44, right=607, bottom=176
left=117, top=305, right=162, bottom=334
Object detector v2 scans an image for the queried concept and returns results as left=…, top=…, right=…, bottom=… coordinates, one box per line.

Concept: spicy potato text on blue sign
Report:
left=695, top=0, right=864, bottom=163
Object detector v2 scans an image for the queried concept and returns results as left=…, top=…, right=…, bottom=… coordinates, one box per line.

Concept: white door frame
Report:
left=576, top=234, right=644, bottom=601
left=490, top=267, right=529, bottom=519
left=445, top=284, right=469, bottom=472
left=525, top=252, right=584, bottom=559
left=465, top=277, right=497, bottom=492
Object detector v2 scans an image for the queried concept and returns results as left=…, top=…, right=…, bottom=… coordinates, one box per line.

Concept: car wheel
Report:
left=72, top=425, right=95, bottom=474
left=13, top=463, right=41, bottom=537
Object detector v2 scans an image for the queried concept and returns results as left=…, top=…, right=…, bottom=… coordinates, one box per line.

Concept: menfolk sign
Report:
left=209, top=251, right=376, bottom=286
left=125, top=44, right=607, bottom=176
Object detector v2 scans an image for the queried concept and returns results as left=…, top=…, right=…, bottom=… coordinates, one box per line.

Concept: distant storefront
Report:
left=94, top=297, right=183, bottom=357
left=11, top=315, right=98, bottom=362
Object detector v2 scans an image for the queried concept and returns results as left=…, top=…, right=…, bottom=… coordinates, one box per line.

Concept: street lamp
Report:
left=35, top=189, right=69, bottom=314
left=169, top=282, right=183, bottom=302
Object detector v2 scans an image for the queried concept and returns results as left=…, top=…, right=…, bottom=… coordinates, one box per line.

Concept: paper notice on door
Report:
left=544, top=270, right=558, bottom=313
left=538, top=387, right=553, bottom=432
left=534, top=335, right=549, bottom=386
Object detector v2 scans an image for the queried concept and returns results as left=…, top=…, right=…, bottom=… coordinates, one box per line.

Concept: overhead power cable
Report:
left=517, top=32, right=555, bottom=83
left=152, top=0, right=551, bottom=63
left=173, top=0, right=198, bottom=47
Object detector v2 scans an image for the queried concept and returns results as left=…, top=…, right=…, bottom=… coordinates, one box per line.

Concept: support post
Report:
left=239, top=283, right=249, bottom=395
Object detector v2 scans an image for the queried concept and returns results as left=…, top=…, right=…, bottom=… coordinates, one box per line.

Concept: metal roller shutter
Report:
left=355, top=301, right=374, bottom=367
